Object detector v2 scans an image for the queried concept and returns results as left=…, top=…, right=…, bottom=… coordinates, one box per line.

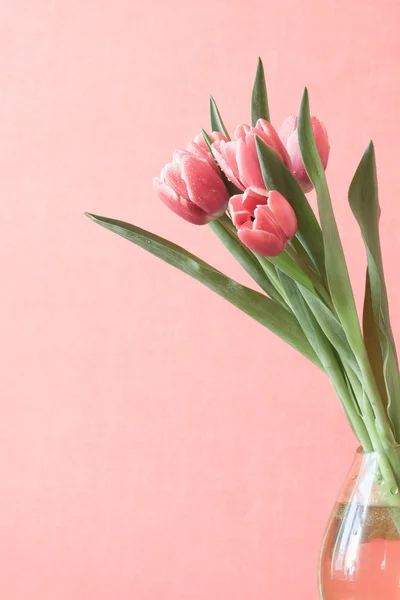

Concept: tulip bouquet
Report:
left=86, top=59, right=400, bottom=498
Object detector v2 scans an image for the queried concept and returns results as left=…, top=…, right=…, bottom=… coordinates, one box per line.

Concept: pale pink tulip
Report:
left=229, top=187, right=298, bottom=256
left=154, top=150, right=229, bottom=225
left=279, top=115, right=330, bottom=193
left=212, top=119, right=291, bottom=191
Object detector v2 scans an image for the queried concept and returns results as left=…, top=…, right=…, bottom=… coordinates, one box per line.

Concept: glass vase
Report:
left=319, top=447, right=400, bottom=600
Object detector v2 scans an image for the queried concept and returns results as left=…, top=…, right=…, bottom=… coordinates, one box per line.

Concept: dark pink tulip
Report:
left=154, top=150, right=229, bottom=225
left=212, top=119, right=291, bottom=191
left=279, top=115, right=330, bottom=193
left=229, top=187, right=298, bottom=256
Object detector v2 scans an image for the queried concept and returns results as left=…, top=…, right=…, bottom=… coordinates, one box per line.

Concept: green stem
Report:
left=292, top=235, right=325, bottom=280
left=344, top=364, right=400, bottom=494
left=328, top=363, right=373, bottom=452
left=358, top=355, right=399, bottom=449
left=210, top=218, right=288, bottom=308
left=286, top=245, right=334, bottom=311
left=255, top=256, right=291, bottom=304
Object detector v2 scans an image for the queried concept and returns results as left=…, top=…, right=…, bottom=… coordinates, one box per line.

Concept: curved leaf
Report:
left=85, top=213, right=322, bottom=368
left=349, top=142, right=400, bottom=438
left=265, top=252, right=315, bottom=292
left=298, top=286, right=361, bottom=376
left=251, top=57, right=270, bottom=125
left=297, top=88, right=397, bottom=447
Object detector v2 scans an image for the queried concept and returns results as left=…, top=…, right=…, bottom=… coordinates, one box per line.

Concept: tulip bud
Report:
left=212, top=119, right=291, bottom=191
left=279, top=115, right=330, bottom=193
left=229, top=187, right=298, bottom=256
left=154, top=150, right=229, bottom=225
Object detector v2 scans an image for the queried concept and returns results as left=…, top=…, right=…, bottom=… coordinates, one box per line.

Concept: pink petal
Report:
left=191, top=134, right=208, bottom=152
left=234, top=123, right=251, bottom=139
left=236, top=136, right=264, bottom=188
left=228, top=194, right=245, bottom=212
left=222, top=142, right=240, bottom=179
left=253, top=204, right=285, bottom=239
left=153, top=178, right=211, bottom=225
left=162, top=160, right=189, bottom=198
left=186, top=140, right=209, bottom=160
left=186, top=139, right=219, bottom=172
left=311, top=117, right=330, bottom=169
left=212, top=140, right=244, bottom=190
left=228, top=195, right=252, bottom=228
left=286, top=131, right=311, bottom=190
left=210, top=131, right=227, bottom=143
left=255, top=119, right=292, bottom=169
left=241, top=187, right=268, bottom=213
left=238, top=227, right=286, bottom=256
left=279, top=115, right=298, bottom=146
left=177, top=151, right=229, bottom=217
left=282, top=116, right=330, bottom=193
left=268, top=190, right=298, bottom=239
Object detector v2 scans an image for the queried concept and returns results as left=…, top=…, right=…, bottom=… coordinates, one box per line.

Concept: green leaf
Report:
left=298, top=286, right=361, bottom=376
left=251, top=57, right=270, bottom=125
left=209, top=217, right=288, bottom=307
left=297, top=88, right=397, bottom=446
left=255, top=135, right=326, bottom=277
left=363, top=272, right=388, bottom=406
left=86, top=213, right=322, bottom=368
left=349, top=142, right=400, bottom=438
left=209, top=96, right=230, bottom=140
left=279, top=274, right=334, bottom=368
left=201, top=129, right=213, bottom=152
left=297, top=88, right=361, bottom=345
left=264, top=252, right=315, bottom=292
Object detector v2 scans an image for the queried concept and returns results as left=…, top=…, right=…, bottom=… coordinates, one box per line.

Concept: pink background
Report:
left=1, top=1, right=400, bottom=598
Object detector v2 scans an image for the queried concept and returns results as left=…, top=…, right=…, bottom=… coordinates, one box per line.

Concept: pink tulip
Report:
left=229, top=187, right=298, bottom=256
left=186, top=131, right=226, bottom=172
left=279, top=115, right=330, bottom=193
left=154, top=149, right=229, bottom=225
left=212, top=119, right=292, bottom=191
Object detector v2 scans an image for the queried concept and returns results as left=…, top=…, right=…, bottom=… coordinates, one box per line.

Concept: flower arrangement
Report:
left=86, top=59, right=400, bottom=588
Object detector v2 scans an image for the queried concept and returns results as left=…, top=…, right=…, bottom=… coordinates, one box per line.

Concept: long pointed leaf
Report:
left=86, top=213, right=322, bottom=368
left=209, top=96, right=230, bottom=140
left=251, top=57, right=270, bottom=125
left=297, top=88, right=396, bottom=446
left=255, top=136, right=326, bottom=277
left=349, top=142, right=400, bottom=437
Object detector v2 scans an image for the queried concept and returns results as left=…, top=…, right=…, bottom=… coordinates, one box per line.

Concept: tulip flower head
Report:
left=212, top=119, right=291, bottom=191
left=279, top=115, right=330, bottom=193
left=153, top=149, right=229, bottom=225
left=229, top=187, right=298, bottom=256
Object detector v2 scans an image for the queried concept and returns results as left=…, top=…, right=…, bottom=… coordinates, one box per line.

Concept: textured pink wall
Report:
left=1, top=1, right=400, bottom=598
